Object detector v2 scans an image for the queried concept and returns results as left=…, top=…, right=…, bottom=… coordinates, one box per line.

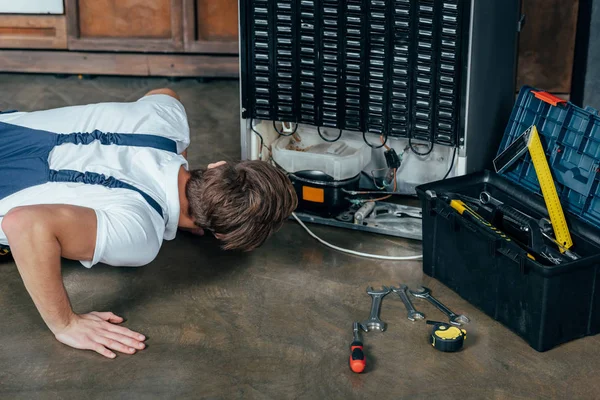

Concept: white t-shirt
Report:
left=0, top=94, right=190, bottom=268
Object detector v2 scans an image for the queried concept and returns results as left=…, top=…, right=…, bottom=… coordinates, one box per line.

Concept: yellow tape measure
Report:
left=494, top=125, right=573, bottom=252
left=527, top=126, right=573, bottom=251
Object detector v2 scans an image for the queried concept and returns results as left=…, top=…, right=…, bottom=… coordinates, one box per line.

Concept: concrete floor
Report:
left=0, top=73, right=599, bottom=400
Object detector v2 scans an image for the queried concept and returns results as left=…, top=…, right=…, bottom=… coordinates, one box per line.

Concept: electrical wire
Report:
left=291, top=212, right=423, bottom=261
left=250, top=118, right=271, bottom=160
left=380, top=134, right=391, bottom=151
left=443, top=146, right=458, bottom=180
left=273, top=120, right=298, bottom=137
left=363, top=169, right=388, bottom=190
left=317, top=126, right=343, bottom=142
left=366, top=169, right=397, bottom=202
left=357, top=135, right=397, bottom=201
left=363, top=130, right=388, bottom=149
left=409, top=136, right=434, bottom=156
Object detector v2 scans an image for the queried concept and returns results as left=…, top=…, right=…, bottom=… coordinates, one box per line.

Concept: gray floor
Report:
left=0, top=74, right=598, bottom=400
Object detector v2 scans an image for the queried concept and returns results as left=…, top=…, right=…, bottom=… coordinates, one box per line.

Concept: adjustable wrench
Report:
left=410, top=287, right=470, bottom=326
left=360, top=286, right=391, bottom=332
left=390, top=285, right=425, bottom=321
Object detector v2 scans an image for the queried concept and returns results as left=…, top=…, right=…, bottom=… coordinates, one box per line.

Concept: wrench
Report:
left=410, top=287, right=470, bottom=326
left=390, top=284, right=425, bottom=321
left=360, top=286, right=391, bottom=332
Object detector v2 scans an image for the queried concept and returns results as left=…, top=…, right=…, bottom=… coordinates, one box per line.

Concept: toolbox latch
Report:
left=517, top=14, right=526, bottom=32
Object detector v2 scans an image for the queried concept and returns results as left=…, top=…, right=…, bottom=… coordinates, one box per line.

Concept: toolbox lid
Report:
left=496, top=85, right=600, bottom=230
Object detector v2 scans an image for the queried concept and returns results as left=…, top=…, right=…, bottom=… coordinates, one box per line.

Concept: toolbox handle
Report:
left=531, top=90, right=567, bottom=107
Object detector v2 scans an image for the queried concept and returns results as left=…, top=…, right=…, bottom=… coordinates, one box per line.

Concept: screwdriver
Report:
left=349, top=322, right=366, bottom=373
left=447, top=198, right=536, bottom=261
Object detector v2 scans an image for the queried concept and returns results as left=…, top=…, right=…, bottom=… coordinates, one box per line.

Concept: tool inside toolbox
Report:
left=438, top=183, right=600, bottom=266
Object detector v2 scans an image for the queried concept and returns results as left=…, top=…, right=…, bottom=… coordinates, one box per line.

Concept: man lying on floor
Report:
left=0, top=88, right=297, bottom=358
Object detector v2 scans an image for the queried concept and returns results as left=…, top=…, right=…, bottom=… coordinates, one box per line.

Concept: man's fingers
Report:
left=94, top=335, right=136, bottom=355
left=105, top=323, right=146, bottom=342
left=91, top=311, right=124, bottom=323
left=93, top=344, right=116, bottom=359
left=99, top=329, right=146, bottom=350
left=207, top=161, right=227, bottom=169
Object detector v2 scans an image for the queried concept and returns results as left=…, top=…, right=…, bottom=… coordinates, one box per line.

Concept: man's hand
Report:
left=208, top=161, right=227, bottom=169
left=54, top=312, right=146, bottom=359
left=2, top=204, right=147, bottom=358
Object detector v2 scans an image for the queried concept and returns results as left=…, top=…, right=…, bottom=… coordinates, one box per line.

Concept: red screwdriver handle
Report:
left=349, top=341, right=366, bottom=373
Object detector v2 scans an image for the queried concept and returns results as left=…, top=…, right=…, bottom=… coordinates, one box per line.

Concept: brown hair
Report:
left=186, top=161, right=298, bottom=251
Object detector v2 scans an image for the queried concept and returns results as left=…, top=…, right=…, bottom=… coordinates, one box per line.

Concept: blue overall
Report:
left=0, top=116, right=178, bottom=252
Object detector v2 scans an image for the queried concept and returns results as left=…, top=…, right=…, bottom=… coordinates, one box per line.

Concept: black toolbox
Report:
left=416, top=86, right=600, bottom=352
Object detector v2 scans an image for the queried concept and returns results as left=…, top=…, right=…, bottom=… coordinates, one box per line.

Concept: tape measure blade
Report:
left=528, top=126, right=573, bottom=250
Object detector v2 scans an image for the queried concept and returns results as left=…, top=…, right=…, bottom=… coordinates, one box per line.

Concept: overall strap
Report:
left=0, top=121, right=179, bottom=219
left=48, top=170, right=164, bottom=218
left=51, top=129, right=179, bottom=218
left=56, top=130, right=178, bottom=153
left=0, top=122, right=57, bottom=200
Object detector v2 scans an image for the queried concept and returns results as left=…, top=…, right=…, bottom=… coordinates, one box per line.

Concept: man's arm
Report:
left=2, top=204, right=146, bottom=358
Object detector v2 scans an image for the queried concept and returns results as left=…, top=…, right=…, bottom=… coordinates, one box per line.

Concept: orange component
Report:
left=302, top=186, right=325, bottom=203
left=349, top=344, right=366, bottom=373
left=349, top=322, right=366, bottom=373
left=532, top=90, right=567, bottom=107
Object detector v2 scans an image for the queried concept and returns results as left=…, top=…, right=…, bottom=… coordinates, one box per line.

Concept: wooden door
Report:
left=183, top=0, right=238, bottom=54
left=65, top=0, right=183, bottom=52
left=516, top=0, right=580, bottom=94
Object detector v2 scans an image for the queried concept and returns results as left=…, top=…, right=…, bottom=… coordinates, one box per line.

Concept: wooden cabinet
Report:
left=65, top=0, right=184, bottom=52
left=183, top=0, right=238, bottom=53
left=0, top=0, right=238, bottom=77
left=0, top=15, right=67, bottom=49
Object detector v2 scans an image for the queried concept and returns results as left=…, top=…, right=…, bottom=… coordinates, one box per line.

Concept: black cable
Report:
left=272, top=120, right=298, bottom=137
left=409, top=136, right=434, bottom=156
left=317, top=126, right=343, bottom=142
left=362, top=130, right=388, bottom=149
left=250, top=118, right=265, bottom=154
left=443, top=146, right=458, bottom=180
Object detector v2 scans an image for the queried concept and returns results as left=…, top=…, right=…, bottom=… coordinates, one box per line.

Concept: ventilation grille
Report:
left=243, top=0, right=468, bottom=146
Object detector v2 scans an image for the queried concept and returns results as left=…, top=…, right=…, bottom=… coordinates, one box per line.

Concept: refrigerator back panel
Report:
left=241, top=0, right=469, bottom=147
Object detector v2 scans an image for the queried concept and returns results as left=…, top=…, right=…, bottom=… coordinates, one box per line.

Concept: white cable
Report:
left=291, top=212, right=423, bottom=261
